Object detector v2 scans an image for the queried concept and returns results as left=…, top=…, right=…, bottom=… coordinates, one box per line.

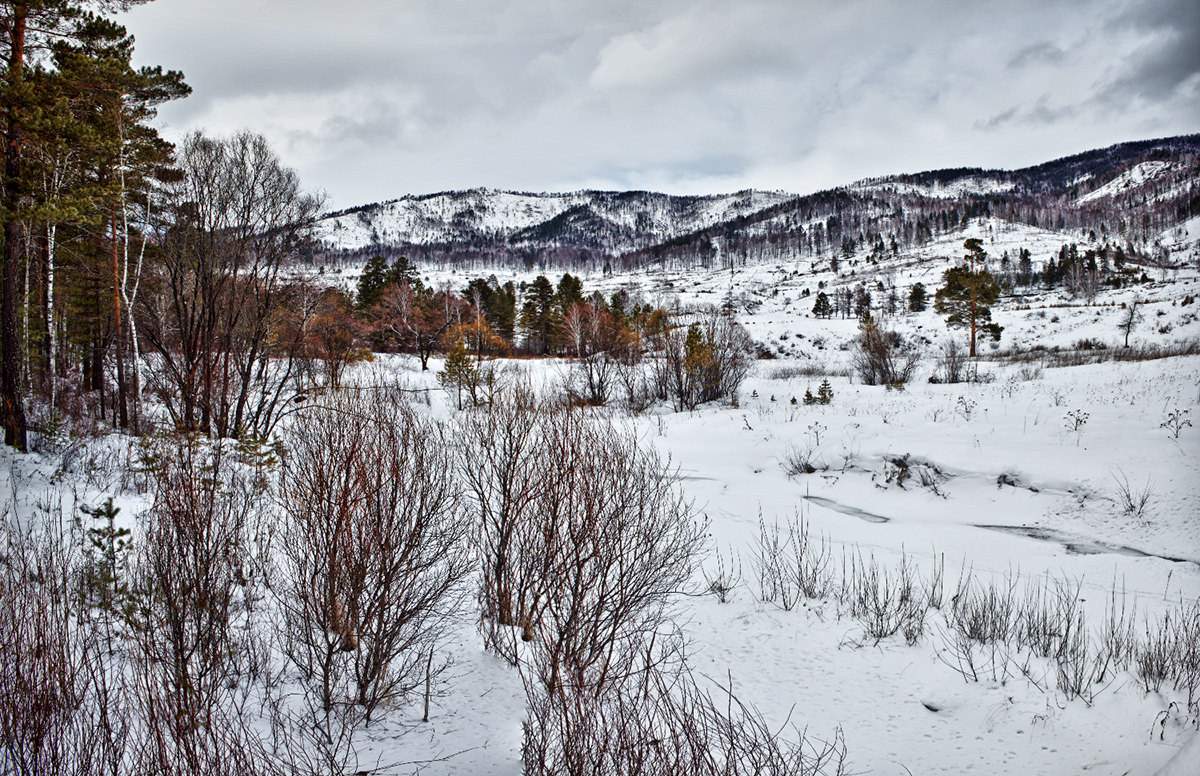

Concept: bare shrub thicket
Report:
left=0, top=510, right=98, bottom=776
left=0, top=438, right=279, bottom=776
left=528, top=409, right=703, bottom=697
left=851, top=316, right=921, bottom=386
left=274, top=388, right=471, bottom=767
left=1138, top=601, right=1200, bottom=710
left=656, top=311, right=754, bottom=410
left=523, top=647, right=847, bottom=776
left=748, top=521, right=1200, bottom=712
left=458, top=393, right=831, bottom=775
left=983, top=339, right=1200, bottom=369
left=755, top=516, right=832, bottom=609
left=935, top=338, right=970, bottom=383
left=843, top=553, right=929, bottom=646
left=128, top=435, right=275, bottom=776
left=462, top=393, right=704, bottom=694
left=457, top=385, right=546, bottom=659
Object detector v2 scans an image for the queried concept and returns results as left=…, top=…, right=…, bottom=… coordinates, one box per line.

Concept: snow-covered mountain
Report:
left=316, top=189, right=794, bottom=255
left=311, top=135, right=1199, bottom=271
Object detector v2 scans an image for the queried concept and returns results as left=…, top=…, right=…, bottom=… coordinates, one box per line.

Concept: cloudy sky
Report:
left=123, top=0, right=1199, bottom=210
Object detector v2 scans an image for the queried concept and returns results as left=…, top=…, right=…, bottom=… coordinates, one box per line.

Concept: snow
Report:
left=314, top=189, right=795, bottom=253
left=853, top=176, right=1017, bottom=199
left=324, top=235, right=1200, bottom=773
left=1078, top=161, right=1180, bottom=204
left=358, top=347, right=1200, bottom=776
left=1155, top=731, right=1200, bottom=776
left=6, top=217, right=1200, bottom=776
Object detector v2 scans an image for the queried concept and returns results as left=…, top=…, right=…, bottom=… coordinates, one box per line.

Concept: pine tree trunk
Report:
left=2, top=5, right=29, bottom=450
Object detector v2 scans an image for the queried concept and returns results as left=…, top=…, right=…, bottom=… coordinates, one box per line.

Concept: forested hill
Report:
left=312, top=135, right=1200, bottom=272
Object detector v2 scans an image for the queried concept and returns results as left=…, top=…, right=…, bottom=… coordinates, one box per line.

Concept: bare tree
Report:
left=1118, top=296, right=1143, bottom=348
left=141, top=131, right=323, bottom=438
left=564, top=302, right=629, bottom=406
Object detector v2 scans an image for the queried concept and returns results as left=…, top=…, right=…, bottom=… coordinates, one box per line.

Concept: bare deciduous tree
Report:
left=141, top=131, right=323, bottom=438
left=1118, top=296, right=1143, bottom=348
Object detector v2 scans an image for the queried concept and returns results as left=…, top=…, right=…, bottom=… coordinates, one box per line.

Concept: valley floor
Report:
left=376, top=352, right=1199, bottom=776
left=6, top=242, right=1200, bottom=775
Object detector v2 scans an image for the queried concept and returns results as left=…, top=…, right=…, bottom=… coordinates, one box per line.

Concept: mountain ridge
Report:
left=312, top=135, right=1200, bottom=271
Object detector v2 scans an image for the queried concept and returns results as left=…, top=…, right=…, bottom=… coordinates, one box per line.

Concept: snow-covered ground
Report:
left=236, top=344, right=1196, bottom=776
left=293, top=220, right=1200, bottom=774
left=5, top=216, right=1199, bottom=775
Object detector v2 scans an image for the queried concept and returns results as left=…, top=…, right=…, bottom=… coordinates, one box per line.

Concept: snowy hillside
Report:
left=852, top=175, right=1017, bottom=198
left=314, top=188, right=795, bottom=253
left=1077, top=160, right=1182, bottom=204
left=393, top=215, right=1200, bottom=363
left=311, top=135, right=1200, bottom=276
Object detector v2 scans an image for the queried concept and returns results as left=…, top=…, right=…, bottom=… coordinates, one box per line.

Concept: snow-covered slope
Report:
left=312, top=136, right=1200, bottom=273
left=852, top=175, right=1017, bottom=198
left=1077, top=160, right=1180, bottom=204
left=315, top=189, right=795, bottom=253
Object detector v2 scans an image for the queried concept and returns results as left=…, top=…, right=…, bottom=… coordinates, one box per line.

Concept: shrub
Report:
left=657, top=311, right=755, bottom=411
left=851, top=316, right=921, bottom=386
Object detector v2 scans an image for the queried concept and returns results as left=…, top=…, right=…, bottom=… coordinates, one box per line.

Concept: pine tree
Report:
left=80, top=496, right=133, bottom=617
left=386, top=256, right=421, bottom=291
left=357, top=254, right=390, bottom=309
left=518, top=275, right=556, bottom=354
left=812, top=291, right=832, bottom=318
left=934, top=238, right=1003, bottom=357
left=908, top=282, right=927, bottom=312
left=439, top=339, right=477, bottom=410
left=1, top=1, right=181, bottom=447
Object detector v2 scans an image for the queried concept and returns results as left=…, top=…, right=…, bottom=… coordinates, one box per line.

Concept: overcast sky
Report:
left=122, top=0, right=1199, bottom=210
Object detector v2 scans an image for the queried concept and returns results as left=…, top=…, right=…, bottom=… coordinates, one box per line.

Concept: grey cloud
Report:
left=1007, top=42, right=1066, bottom=70
left=976, top=106, right=1020, bottom=131
left=122, top=0, right=1200, bottom=209
left=1095, top=0, right=1200, bottom=104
